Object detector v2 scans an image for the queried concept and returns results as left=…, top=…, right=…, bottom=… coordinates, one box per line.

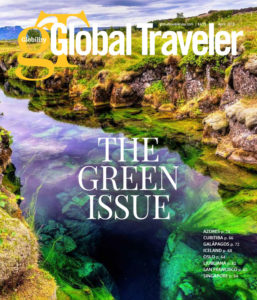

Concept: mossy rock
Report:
left=158, top=103, right=175, bottom=112
left=225, top=100, right=257, bottom=130
left=216, top=136, right=236, bottom=159
left=0, top=267, right=56, bottom=300
left=0, top=186, right=20, bottom=217
left=0, top=208, right=38, bottom=289
left=203, top=111, right=228, bottom=131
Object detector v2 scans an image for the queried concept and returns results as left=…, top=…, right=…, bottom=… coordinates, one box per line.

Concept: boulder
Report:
left=220, top=86, right=239, bottom=108
left=216, top=136, right=236, bottom=159
left=245, top=108, right=257, bottom=129
left=92, top=81, right=113, bottom=107
left=97, top=70, right=109, bottom=83
left=230, top=122, right=257, bottom=153
left=88, top=56, right=104, bottom=68
left=228, top=149, right=257, bottom=170
left=0, top=208, right=38, bottom=288
left=130, top=67, right=166, bottom=97
left=225, top=101, right=257, bottom=129
left=203, top=111, right=228, bottom=131
left=158, top=103, right=175, bottom=112
left=38, top=70, right=72, bottom=92
left=198, top=93, right=221, bottom=113
left=110, top=83, right=138, bottom=108
left=202, top=111, right=228, bottom=145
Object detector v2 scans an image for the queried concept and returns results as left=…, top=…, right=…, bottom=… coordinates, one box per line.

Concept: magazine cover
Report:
left=0, top=1, right=257, bottom=299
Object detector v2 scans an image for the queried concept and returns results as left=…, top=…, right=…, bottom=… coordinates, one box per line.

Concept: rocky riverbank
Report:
left=0, top=127, right=57, bottom=299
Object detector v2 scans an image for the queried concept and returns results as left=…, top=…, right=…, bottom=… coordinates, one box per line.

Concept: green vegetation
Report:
left=145, top=80, right=166, bottom=94
left=143, top=80, right=170, bottom=106
left=0, top=128, right=13, bottom=144
left=7, top=66, right=17, bottom=79
left=79, top=78, right=98, bottom=100
left=179, top=50, right=229, bottom=74
left=43, top=51, right=55, bottom=60
left=126, top=56, right=164, bottom=71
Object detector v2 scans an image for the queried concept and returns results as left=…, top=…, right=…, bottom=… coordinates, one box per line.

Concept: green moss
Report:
left=8, top=79, right=35, bottom=94
left=225, top=65, right=232, bottom=81
left=43, top=52, right=55, bottom=60
left=144, top=80, right=166, bottom=95
left=2, top=164, right=21, bottom=194
left=179, top=50, right=228, bottom=74
left=180, top=144, right=202, bottom=168
left=126, top=56, right=164, bottom=72
left=80, top=79, right=98, bottom=100
left=183, top=199, right=257, bottom=234
left=7, top=67, right=18, bottom=79
left=0, top=128, right=13, bottom=145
